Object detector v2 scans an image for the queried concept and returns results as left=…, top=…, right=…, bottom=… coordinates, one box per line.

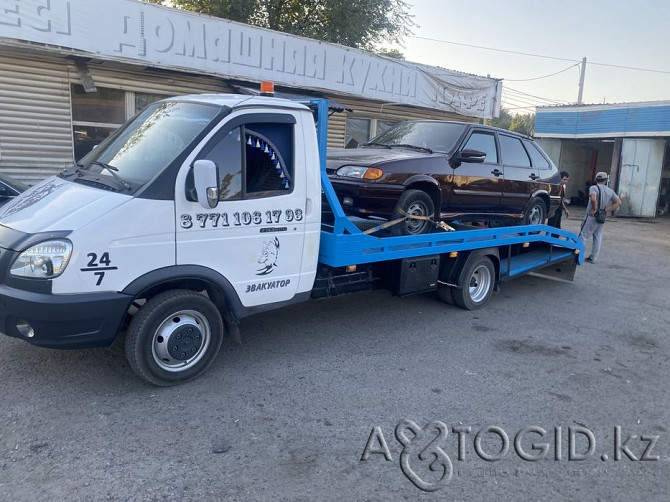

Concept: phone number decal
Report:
left=180, top=209, right=303, bottom=229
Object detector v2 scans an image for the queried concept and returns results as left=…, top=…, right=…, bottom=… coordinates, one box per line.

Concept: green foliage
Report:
left=145, top=0, right=415, bottom=50
left=376, top=48, right=405, bottom=60
left=509, top=113, right=534, bottom=136
left=489, top=108, right=535, bottom=136
left=489, top=108, right=512, bottom=131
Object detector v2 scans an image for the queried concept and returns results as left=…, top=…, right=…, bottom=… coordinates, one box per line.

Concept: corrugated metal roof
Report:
left=534, top=101, right=670, bottom=138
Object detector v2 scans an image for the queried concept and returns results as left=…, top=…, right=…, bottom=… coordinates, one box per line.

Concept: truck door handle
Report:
left=529, top=174, right=539, bottom=180
left=491, top=169, right=503, bottom=176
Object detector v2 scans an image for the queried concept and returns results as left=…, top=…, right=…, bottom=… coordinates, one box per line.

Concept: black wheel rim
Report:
left=404, top=200, right=429, bottom=234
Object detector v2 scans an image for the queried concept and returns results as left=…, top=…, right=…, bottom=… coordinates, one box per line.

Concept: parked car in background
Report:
left=326, top=121, right=561, bottom=235
left=0, top=174, right=28, bottom=207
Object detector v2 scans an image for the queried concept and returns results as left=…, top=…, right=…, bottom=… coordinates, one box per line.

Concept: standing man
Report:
left=548, top=171, right=570, bottom=228
left=579, top=171, right=621, bottom=263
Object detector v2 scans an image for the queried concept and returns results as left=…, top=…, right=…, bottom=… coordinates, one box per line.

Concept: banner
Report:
left=0, top=0, right=501, bottom=118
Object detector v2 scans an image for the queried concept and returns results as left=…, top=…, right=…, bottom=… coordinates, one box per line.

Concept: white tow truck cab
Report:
left=0, top=93, right=583, bottom=386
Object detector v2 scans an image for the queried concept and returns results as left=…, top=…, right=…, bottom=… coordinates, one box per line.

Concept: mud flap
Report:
left=530, top=258, right=578, bottom=283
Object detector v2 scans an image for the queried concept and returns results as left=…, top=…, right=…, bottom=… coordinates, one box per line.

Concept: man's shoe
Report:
left=585, top=256, right=595, bottom=263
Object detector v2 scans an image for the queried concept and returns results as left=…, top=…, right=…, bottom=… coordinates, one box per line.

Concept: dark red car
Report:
left=327, top=121, right=561, bottom=235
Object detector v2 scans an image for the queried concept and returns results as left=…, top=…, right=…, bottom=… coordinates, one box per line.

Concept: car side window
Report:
left=463, top=132, right=498, bottom=163
left=197, top=122, right=294, bottom=201
left=523, top=140, right=550, bottom=169
left=499, top=135, right=531, bottom=167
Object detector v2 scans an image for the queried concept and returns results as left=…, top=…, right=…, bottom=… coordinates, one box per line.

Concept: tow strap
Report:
left=363, top=209, right=455, bottom=235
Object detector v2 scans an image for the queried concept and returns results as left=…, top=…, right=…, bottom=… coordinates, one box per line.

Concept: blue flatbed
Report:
left=308, top=98, right=584, bottom=277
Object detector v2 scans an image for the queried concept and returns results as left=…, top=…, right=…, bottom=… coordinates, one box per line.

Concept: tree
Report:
left=143, top=0, right=415, bottom=50
left=488, top=108, right=535, bottom=136
left=509, top=113, right=534, bottom=136
left=488, top=108, right=513, bottom=131
left=376, top=48, right=405, bottom=60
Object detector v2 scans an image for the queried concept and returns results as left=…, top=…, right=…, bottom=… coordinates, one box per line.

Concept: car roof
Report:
left=395, top=120, right=535, bottom=141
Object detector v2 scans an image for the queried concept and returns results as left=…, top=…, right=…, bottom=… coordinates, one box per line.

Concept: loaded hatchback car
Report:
left=326, top=121, right=561, bottom=235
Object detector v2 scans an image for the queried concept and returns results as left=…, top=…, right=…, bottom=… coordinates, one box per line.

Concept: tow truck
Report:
left=0, top=89, right=583, bottom=385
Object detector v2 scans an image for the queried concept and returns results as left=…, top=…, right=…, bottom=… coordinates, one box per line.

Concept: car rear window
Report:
left=523, top=140, right=550, bottom=169
left=500, top=135, right=531, bottom=167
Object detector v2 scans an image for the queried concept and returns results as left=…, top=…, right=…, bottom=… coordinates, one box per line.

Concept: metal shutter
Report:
left=0, top=52, right=72, bottom=185
left=323, top=96, right=477, bottom=149
left=327, top=112, right=346, bottom=150
left=70, top=62, right=233, bottom=97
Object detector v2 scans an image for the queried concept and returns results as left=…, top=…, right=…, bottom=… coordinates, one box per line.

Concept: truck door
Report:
left=175, top=111, right=306, bottom=307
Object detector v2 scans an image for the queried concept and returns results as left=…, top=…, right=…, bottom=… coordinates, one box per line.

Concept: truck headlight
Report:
left=336, top=165, right=383, bottom=180
left=10, top=239, right=73, bottom=279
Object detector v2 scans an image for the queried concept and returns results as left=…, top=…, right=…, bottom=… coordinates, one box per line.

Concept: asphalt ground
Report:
left=1, top=213, right=669, bottom=501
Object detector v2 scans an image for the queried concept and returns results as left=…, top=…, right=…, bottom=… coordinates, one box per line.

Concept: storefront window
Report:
left=135, top=92, right=168, bottom=114
left=71, top=84, right=125, bottom=124
left=71, top=84, right=126, bottom=161
left=345, top=117, right=371, bottom=148
left=73, top=125, right=117, bottom=162
left=376, top=120, right=398, bottom=135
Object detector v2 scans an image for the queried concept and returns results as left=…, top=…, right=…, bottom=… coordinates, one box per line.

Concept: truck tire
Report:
left=523, top=197, right=546, bottom=225
left=452, top=256, right=495, bottom=310
left=125, top=289, right=224, bottom=386
left=437, top=284, right=455, bottom=305
left=390, top=189, right=435, bottom=236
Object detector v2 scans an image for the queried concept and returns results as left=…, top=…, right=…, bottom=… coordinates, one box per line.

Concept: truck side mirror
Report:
left=193, top=159, right=219, bottom=209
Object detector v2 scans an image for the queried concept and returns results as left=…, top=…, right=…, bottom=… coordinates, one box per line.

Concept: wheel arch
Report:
left=122, top=265, right=244, bottom=320
left=405, top=177, right=442, bottom=211
left=528, top=190, right=550, bottom=214
left=459, top=248, right=500, bottom=287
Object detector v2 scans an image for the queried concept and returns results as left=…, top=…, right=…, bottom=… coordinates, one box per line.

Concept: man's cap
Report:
left=595, top=171, right=608, bottom=180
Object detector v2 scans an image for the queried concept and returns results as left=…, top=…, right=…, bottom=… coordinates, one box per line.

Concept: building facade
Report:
left=535, top=101, right=670, bottom=217
left=0, top=0, right=501, bottom=185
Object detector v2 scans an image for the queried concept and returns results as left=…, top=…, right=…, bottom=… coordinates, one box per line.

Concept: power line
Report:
left=411, top=36, right=670, bottom=75
left=504, top=63, right=581, bottom=82
left=503, top=92, right=558, bottom=106
left=501, top=95, right=541, bottom=109
left=505, top=86, right=571, bottom=104
left=411, top=36, right=577, bottom=63
left=504, top=105, right=540, bottom=111
left=587, top=60, right=670, bottom=74
left=501, top=89, right=566, bottom=112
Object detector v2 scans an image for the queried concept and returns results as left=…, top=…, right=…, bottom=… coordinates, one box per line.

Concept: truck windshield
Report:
left=76, top=101, right=221, bottom=185
left=365, top=121, right=467, bottom=153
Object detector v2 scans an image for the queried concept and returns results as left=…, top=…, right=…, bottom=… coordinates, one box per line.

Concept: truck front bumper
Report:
left=0, top=284, right=134, bottom=349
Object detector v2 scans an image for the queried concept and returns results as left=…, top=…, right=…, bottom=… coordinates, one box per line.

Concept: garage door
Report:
left=618, top=138, right=665, bottom=217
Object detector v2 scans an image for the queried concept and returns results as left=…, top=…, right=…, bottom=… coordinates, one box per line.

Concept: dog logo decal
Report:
left=256, top=237, right=279, bottom=275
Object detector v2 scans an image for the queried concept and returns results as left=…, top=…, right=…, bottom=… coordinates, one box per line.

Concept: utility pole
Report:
left=577, top=57, right=587, bottom=104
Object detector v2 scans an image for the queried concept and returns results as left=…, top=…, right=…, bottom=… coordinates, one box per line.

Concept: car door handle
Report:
left=491, top=169, right=503, bottom=176
left=529, top=174, right=539, bottom=180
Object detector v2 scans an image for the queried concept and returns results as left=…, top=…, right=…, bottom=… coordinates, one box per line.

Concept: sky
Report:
left=394, top=0, right=670, bottom=113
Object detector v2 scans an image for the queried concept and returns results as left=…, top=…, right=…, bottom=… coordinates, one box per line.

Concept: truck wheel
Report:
left=125, top=289, right=224, bottom=386
left=452, top=256, right=495, bottom=310
left=523, top=197, right=546, bottom=225
left=391, top=189, right=435, bottom=236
